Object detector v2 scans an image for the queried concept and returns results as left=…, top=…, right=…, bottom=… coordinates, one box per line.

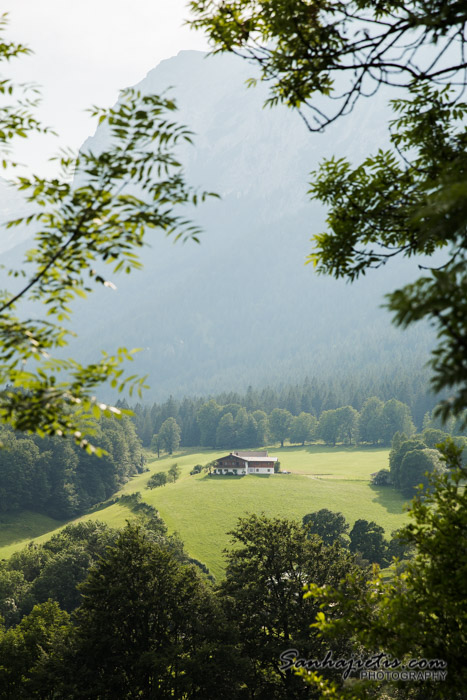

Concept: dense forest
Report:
left=0, top=416, right=143, bottom=519
left=127, top=373, right=465, bottom=450
left=0, top=511, right=406, bottom=698
left=0, top=489, right=462, bottom=698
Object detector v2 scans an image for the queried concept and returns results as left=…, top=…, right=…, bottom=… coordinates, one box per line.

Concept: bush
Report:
left=146, top=472, right=168, bottom=489
left=117, top=492, right=161, bottom=519
left=399, top=448, right=444, bottom=496
left=371, top=469, right=391, bottom=486
left=167, top=463, right=181, bottom=483
left=119, top=492, right=143, bottom=506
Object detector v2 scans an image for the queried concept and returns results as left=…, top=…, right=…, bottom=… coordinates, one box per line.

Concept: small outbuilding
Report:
left=213, top=451, right=277, bottom=475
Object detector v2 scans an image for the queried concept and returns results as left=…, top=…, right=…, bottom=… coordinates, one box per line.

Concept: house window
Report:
left=256, top=469, right=259, bottom=472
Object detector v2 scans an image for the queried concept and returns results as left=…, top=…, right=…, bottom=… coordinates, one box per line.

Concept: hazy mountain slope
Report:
left=1, top=52, right=434, bottom=400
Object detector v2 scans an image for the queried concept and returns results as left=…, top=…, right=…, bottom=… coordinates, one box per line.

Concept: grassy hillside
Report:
left=0, top=446, right=409, bottom=578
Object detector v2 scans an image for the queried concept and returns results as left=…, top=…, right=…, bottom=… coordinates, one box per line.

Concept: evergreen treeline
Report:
left=131, top=392, right=465, bottom=454
left=128, top=372, right=439, bottom=449
left=0, top=416, right=143, bottom=519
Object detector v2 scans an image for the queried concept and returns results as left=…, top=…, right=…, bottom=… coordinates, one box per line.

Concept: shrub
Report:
left=146, top=472, right=168, bottom=489
left=371, top=469, right=392, bottom=486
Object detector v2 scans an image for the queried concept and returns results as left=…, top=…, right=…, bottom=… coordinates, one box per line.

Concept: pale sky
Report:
left=2, top=1, right=208, bottom=175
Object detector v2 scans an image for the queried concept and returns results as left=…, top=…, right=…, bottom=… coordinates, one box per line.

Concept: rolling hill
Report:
left=0, top=445, right=409, bottom=579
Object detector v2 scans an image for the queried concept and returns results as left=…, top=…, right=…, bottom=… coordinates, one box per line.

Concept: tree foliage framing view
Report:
left=0, top=13, right=214, bottom=451
left=1, top=5, right=467, bottom=696
left=190, top=0, right=467, bottom=424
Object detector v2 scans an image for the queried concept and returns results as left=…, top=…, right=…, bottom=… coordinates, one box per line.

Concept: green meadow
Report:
left=0, top=446, right=410, bottom=579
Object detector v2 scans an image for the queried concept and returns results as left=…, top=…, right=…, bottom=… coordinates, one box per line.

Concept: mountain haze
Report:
left=1, top=52, right=434, bottom=400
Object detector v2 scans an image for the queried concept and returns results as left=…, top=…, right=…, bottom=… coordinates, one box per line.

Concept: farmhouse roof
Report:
left=233, top=451, right=268, bottom=458
left=244, top=456, right=278, bottom=463
left=222, top=452, right=277, bottom=463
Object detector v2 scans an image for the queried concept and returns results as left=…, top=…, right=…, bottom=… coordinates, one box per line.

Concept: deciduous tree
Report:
left=196, top=400, right=222, bottom=448
left=389, top=436, right=427, bottom=489
left=158, top=418, right=181, bottom=455
left=216, top=412, right=235, bottom=448
left=380, top=399, right=415, bottom=446
left=399, top=447, right=444, bottom=496
left=167, top=462, right=181, bottom=483
left=233, top=406, right=248, bottom=446
left=220, top=514, right=362, bottom=698
left=252, top=409, right=269, bottom=445
left=335, top=406, right=359, bottom=445
left=150, top=432, right=162, bottom=458
left=349, top=519, right=389, bottom=567
left=422, top=427, right=449, bottom=449
left=146, top=471, right=167, bottom=489
left=0, top=601, right=71, bottom=698
left=289, top=412, right=316, bottom=446
left=269, top=407, right=292, bottom=447
left=59, top=524, right=239, bottom=698
left=317, top=409, right=340, bottom=446
left=302, top=509, right=349, bottom=547
left=358, top=397, right=384, bottom=445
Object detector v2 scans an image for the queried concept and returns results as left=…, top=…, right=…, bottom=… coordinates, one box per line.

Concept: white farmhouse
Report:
left=213, top=451, right=277, bottom=475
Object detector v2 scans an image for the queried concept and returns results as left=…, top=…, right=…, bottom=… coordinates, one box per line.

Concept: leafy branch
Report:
left=0, top=19, right=216, bottom=450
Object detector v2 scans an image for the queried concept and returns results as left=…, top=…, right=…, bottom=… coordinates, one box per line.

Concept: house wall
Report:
left=213, top=455, right=275, bottom=475
left=217, top=457, right=246, bottom=469
left=214, top=467, right=246, bottom=475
